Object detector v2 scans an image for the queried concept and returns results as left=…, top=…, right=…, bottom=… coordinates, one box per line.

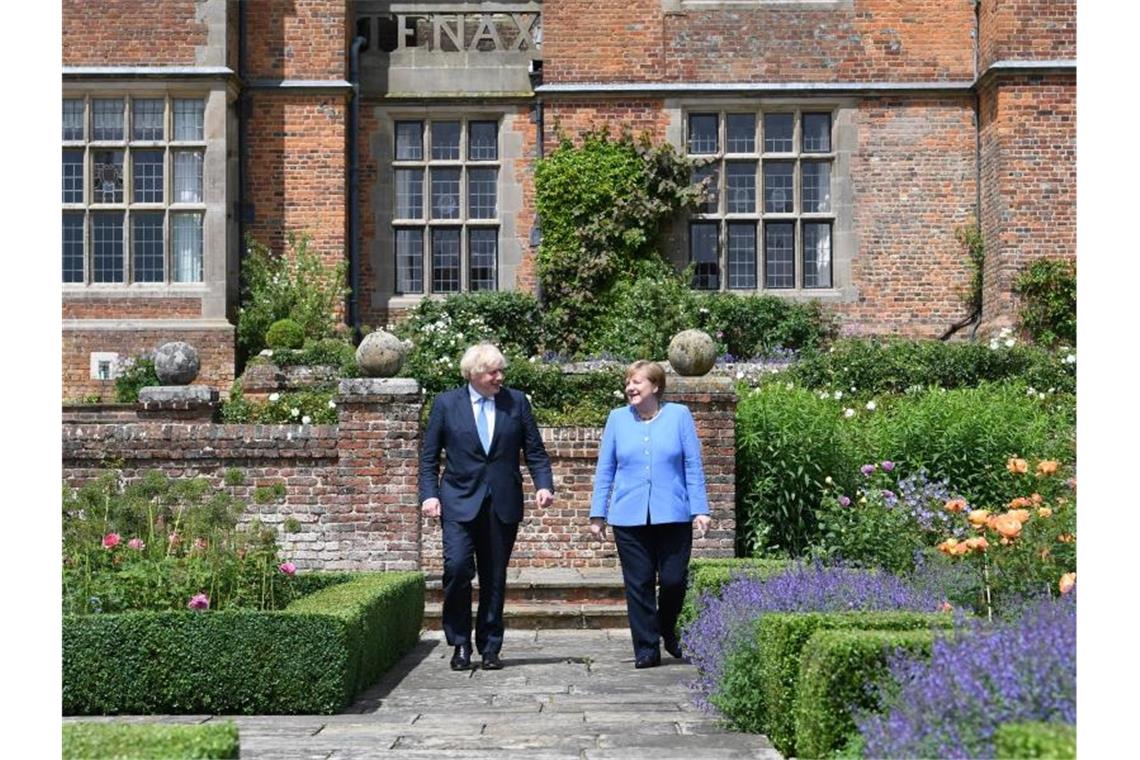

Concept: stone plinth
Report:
left=136, top=385, right=219, bottom=421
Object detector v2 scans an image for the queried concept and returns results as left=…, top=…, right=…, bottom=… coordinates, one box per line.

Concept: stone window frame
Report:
left=61, top=91, right=210, bottom=288
left=376, top=105, right=526, bottom=307
left=672, top=100, right=854, bottom=297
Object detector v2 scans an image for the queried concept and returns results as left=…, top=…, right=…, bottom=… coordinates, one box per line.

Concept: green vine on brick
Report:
left=535, top=127, right=703, bottom=354
left=1014, top=258, right=1076, bottom=347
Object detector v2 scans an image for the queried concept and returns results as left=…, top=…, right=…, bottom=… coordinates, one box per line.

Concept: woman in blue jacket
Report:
left=589, top=360, right=711, bottom=668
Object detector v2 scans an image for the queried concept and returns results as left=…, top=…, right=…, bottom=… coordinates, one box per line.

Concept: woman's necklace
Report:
left=636, top=404, right=661, bottom=422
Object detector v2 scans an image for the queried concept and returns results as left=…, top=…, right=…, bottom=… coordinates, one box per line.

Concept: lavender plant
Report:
left=682, top=562, right=943, bottom=710
left=855, top=593, right=1076, bottom=758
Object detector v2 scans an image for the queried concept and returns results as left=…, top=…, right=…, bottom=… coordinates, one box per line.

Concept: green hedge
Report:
left=62, top=722, right=239, bottom=760
left=993, top=722, right=1077, bottom=759
left=63, top=572, right=424, bottom=715
left=794, top=628, right=938, bottom=759
left=678, top=558, right=790, bottom=632
left=713, top=611, right=952, bottom=757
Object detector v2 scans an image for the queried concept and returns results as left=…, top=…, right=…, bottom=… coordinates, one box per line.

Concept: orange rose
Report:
left=952, top=542, right=971, bottom=556
left=993, top=513, right=1023, bottom=539
left=1008, top=496, right=1032, bottom=509
left=1057, top=533, right=1075, bottom=544
left=944, top=499, right=968, bottom=514
left=1007, top=509, right=1031, bottom=524
left=1030, top=492, right=1043, bottom=504
left=1007, top=457, right=1029, bottom=474
left=1037, top=507, right=1053, bottom=518
left=967, top=509, right=990, bottom=528
left=964, top=536, right=989, bottom=552
left=1059, top=572, right=1076, bottom=594
left=1036, top=460, right=1059, bottom=477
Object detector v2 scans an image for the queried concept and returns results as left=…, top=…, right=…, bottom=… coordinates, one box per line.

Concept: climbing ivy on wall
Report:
left=534, top=128, right=703, bottom=354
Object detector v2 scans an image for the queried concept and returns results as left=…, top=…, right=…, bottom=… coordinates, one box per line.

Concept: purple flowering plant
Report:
left=855, top=593, right=1075, bottom=759
left=682, top=561, right=944, bottom=710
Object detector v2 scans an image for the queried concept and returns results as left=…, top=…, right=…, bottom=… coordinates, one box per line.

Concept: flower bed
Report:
left=63, top=571, right=424, bottom=715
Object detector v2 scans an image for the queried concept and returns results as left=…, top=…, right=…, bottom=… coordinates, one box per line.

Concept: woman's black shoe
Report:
left=663, top=635, right=683, bottom=659
left=634, top=651, right=661, bottom=669
left=450, top=644, right=472, bottom=670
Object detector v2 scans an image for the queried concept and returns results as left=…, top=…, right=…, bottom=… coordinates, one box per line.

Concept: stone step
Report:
left=423, top=567, right=627, bottom=605
left=423, top=601, right=630, bottom=629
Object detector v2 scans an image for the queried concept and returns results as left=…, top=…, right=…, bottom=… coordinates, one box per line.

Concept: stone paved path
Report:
left=64, top=629, right=782, bottom=759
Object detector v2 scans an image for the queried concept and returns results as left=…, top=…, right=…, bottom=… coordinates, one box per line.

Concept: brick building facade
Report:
left=61, top=0, right=1076, bottom=398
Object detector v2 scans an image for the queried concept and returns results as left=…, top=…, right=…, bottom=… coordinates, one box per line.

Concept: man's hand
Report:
left=535, top=488, right=555, bottom=509
left=693, top=514, right=712, bottom=537
left=422, top=498, right=441, bottom=519
left=589, top=517, right=607, bottom=541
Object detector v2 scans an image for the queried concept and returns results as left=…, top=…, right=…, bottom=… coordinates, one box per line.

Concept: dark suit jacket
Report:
left=419, top=385, right=554, bottom=523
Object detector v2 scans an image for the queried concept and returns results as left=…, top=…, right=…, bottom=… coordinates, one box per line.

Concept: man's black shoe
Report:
left=634, top=651, right=661, bottom=669
left=450, top=644, right=472, bottom=670
left=663, top=634, right=683, bottom=659
left=481, top=652, right=504, bottom=670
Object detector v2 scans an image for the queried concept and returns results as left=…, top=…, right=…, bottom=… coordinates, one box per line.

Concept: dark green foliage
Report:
left=501, top=359, right=624, bottom=427
left=954, top=220, right=985, bottom=317
left=993, top=722, right=1076, bottom=759
left=265, top=318, right=305, bottom=349
left=787, top=338, right=1075, bottom=396
left=1014, top=258, right=1076, bottom=347
left=678, top=558, right=791, bottom=632
left=735, top=383, right=853, bottom=556
left=63, top=572, right=424, bottom=715
left=62, top=722, right=239, bottom=760
left=219, top=384, right=338, bottom=424
left=794, top=629, right=938, bottom=759
left=114, top=357, right=159, bottom=403
left=714, top=611, right=951, bottom=757
left=267, top=337, right=359, bottom=376
left=696, top=293, right=839, bottom=358
left=535, top=128, right=701, bottom=353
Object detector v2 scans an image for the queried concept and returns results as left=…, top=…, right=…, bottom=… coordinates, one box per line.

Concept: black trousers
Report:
left=612, top=521, right=693, bottom=659
left=440, top=497, right=519, bottom=655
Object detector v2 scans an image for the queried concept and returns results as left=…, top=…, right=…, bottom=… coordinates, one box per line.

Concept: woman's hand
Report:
left=589, top=517, right=607, bottom=541
left=693, top=514, right=711, bottom=537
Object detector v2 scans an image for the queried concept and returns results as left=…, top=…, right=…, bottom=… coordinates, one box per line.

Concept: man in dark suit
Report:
left=419, top=342, right=555, bottom=670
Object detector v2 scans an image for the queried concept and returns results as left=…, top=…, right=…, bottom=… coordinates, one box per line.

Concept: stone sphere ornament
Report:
left=153, top=341, right=201, bottom=385
left=668, top=329, right=717, bottom=377
left=356, top=330, right=406, bottom=378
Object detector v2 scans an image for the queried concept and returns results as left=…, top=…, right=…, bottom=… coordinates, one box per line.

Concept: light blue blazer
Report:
left=590, top=402, right=710, bottom=526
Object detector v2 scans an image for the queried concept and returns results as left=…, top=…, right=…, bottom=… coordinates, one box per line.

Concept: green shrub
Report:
left=1014, top=258, right=1076, bottom=348
left=63, top=722, right=239, bottom=760
left=585, top=257, right=701, bottom=360
left=501, top=359, right=624, bottom=427
left=114, top=356, right=159, bottom=403
left=268, top=337, right=359, bottom=376
left=679, top=558, right=791, bottom=632
left=714, top=611, right=952, bottom=756
left=696, top=292, right=838, bottom=358
left=993, top=722, right=1076, bottom=759
left=236, top=233, right=349, bottom=365
left=265, top=318, right=306, bottom=349
left=794, top=628, right=938, bottom=759
left=63, top=571, right=424, bottom=715
left=787, top=338, right=1075, bottom=396
left=219, top=384, right=338, bottom=425
left=735, top=383, right=855, bottom=556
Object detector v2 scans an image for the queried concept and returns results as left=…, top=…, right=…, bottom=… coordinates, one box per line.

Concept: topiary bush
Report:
left=678, top=557, right=791, bottom=633
left=63, top=722, right=239, bottom=760
left=265, top=318, right=306, bottom=349
left=1014, top=258, right=1076, bottom=348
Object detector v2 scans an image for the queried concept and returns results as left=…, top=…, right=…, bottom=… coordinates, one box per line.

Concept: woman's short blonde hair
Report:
left=459, top=342, right=507, bottom=380
left=624, top=360, right=666, bottom=401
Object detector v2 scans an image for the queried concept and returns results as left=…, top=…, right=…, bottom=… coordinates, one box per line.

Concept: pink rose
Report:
left=278, top=562, right=297, bottom=576
left=102, top=533, right=121, bottom=550
left=168, top=532, right=182, bottom=547
left=127, top=537, right=145, bottom=550
left=187, top=593, right=210, bottom=611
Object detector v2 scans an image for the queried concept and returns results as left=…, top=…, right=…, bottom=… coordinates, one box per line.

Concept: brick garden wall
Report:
left=62, top=379, right=736, bottom=570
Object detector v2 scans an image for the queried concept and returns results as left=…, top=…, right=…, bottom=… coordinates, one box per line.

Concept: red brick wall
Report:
left=244, top=0, right=348, bottom=80
left=63, top=381, right=737, bottom=569
left=63, top=328, right=235, bottom=401
left=62, top=0, right=207, bottom=66
left=245, top=95, right=349, bottom=272
left=840, top=96, right=978, bottom=336
left=63, top=298, right=202, bottom=321
left=979, top=0, right=1076, bottom=72
left=977, top=72, right=1076, bottom=333
left=543, top=0, right=975, bottom=84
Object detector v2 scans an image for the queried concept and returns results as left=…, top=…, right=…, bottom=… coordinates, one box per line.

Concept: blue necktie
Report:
left=476, top=396, right=491, bottom=453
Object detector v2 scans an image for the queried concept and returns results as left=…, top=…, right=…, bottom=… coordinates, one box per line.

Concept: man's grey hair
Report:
left=459, top=342, right=507, bottom=380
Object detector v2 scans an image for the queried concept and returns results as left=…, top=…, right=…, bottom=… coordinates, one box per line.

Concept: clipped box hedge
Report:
left=712, top=610, right=952, bottom=757
left=678, top=557, right=790, bottom=631
left=62, top=721, right=239, bottom=760
left=993, top=722, right=1076, bottom=759
left=794, top=628, right=938, bottom=759
left=63, top=571, right=424, bottom=715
